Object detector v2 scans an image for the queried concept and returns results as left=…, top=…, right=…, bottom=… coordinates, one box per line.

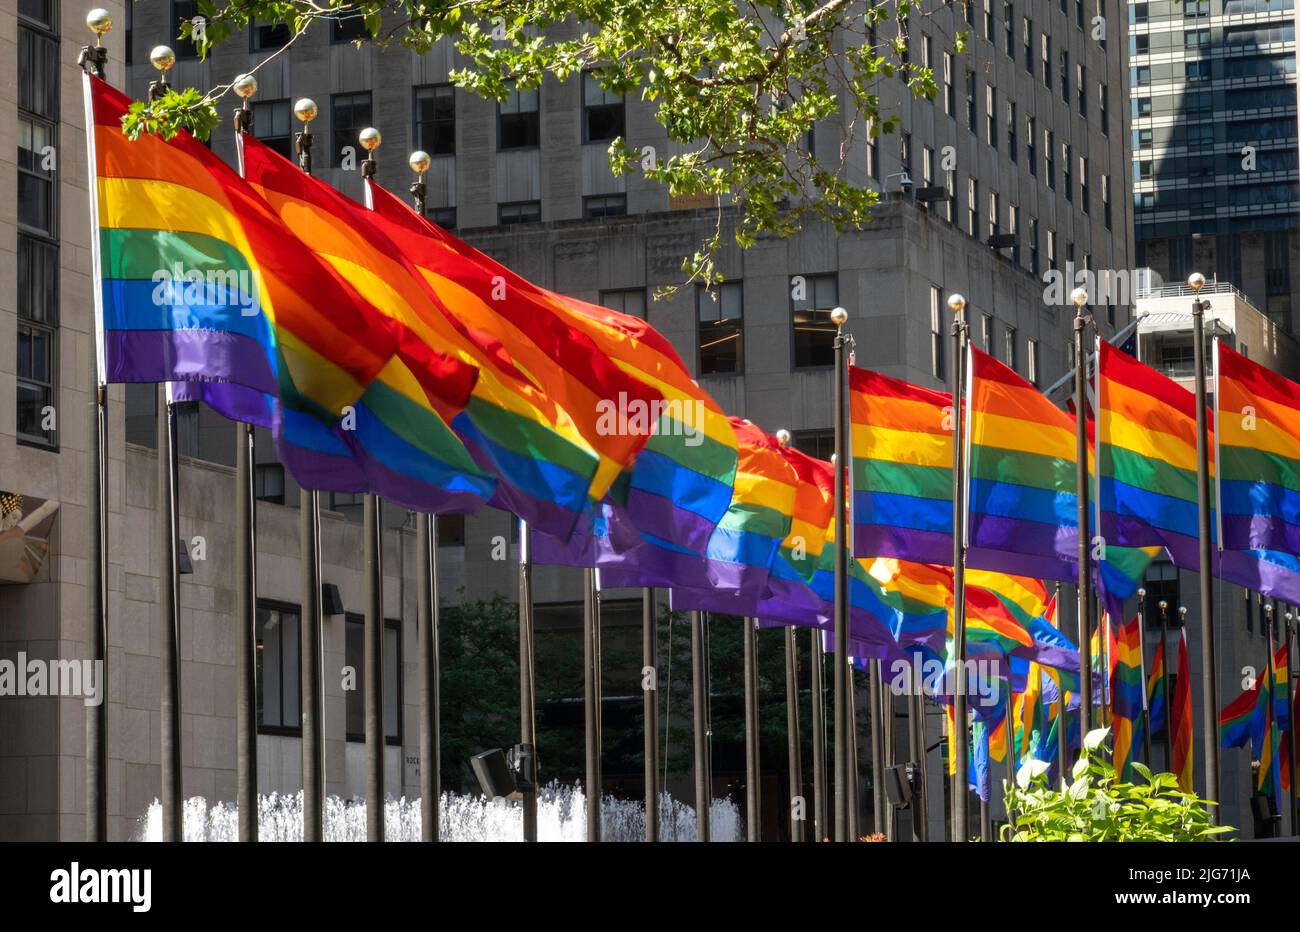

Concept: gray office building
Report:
left=19, top=0, right=1262, bottom=843
left=1128, top=0, right=1300, bottom=329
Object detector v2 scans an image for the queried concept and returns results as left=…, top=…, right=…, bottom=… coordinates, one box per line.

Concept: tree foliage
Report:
left=1002, top=728, right=1234, bottom=842
left=122, top=0, right=961, bottom=283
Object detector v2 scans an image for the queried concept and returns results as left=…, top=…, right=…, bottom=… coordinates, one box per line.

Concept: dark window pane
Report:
left=18, top=25, right=58, bottom=119
left=415, top=85, right=455, bottom=156
left=698, top=283, right=744, bottom=375
left=583, top=73, right=625, bottom=142
left=583, top=194, right=627, bottom=218
left=499, top=87, right=540, bottom=149
left=18, top=235, right=58, bottom=324
left=331, top=92, right=372, bottom=167
left=427, top=207, right=457, bottom=230
left=498, top=200, right=541, bottom=225
left=332, top=14, right=367, bottom=42
left=792, top=429, right=834, bottom=461
left=18, top=0, right=55, bottom=29
left=173, top=0, right=200, bottom=58
left=251, top=18, right=290, bottom=51
left=791, top=274, right=838, bottom=368
left=436, top=513, right=466, bottom=546
left=253, top=99, right=293, bottom=159
left=257, top=604, right=301, bottom=732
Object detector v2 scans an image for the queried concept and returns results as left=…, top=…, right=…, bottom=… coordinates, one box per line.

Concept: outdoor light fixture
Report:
left=321, top=583, right=344, bottom=616
left=470, top=743, right=537, bottom=801
left=884, top=762, right=916, bottom=808
left=913, top=185, right=951, bottom=203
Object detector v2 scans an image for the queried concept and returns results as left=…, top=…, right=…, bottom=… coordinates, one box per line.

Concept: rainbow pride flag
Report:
left=1215, top=341, right=1300, bottom=603
left=850, top=366, right=953, bottom=564
left=1147, top=636, right=1167, bottom=737
left=242, top=137, right=604, bottom=536
left=965, top=346, right=1083, bottom=581
left=1171, top=629, right=1194, bottom=792
left=1112, top=615, right=1146, bottom=781
left=88, top=76, right=407, bottom=421
left=1220, top=675, right=1261, bottom=749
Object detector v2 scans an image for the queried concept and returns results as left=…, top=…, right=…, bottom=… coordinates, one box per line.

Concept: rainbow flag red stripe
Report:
left=1171, top=629, right=1194, bottom=793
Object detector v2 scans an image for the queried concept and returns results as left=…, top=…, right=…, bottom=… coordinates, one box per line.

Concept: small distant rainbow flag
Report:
left=1112, top=615, right=1146, bottom=781
left=1171, top=629, right=1194, bottom=793
left=1147, top=636, right=1167, bottom=738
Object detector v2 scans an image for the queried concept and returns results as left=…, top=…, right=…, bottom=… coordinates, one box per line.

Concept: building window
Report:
left=436, top=513, right=466, bottom=547
left=250, top=17, right=290, bottom=51
left=1041, top=33, right=1051, bottom=89
left=254, top=462, right=285, bottom=504
left=943, top=52, right=955, bottom=117
left=252, top=99, right=292, bottom=159
left=327, top=491, right=364, bottom=522
left=583, top=193, right=627, bottom=218
left=985, top=85, right=997, bottom=148
left=1026, top=116, right=1036, bottom=176
left=173, top=0, right=200, bottom=58
left=583, top=72, right=625, bottom=142
left=498, top=200, right=542, bottom=225
left=1027, top=339, right=1039, bottom=385
left=791, top=274, right=839, bottom=369
left=428, top=206, right=457, bottom=230
left=1047, top=229, right=1058, bottom=272
left=17, top=0, right=56, bottom=30
left=867, top=128, right=879, bottom=180
left=331, top=92, right=372, bottom=167
left=499, top=84, right=540, bottom=150
left=1030, top=218, right=1040, bottom=276
left=414, top=84, right=456, bottom=157
left=331, top=13, right=367, bottom=42
left=965, top=70, right=977, bottom=132
left=344, top=614, right=402, bottom=744
left=1023, top=17, right=1033, bottom=73
left=1044, top=129, right=1054, bottom=188
left=1062, top=143, right=1072, bottom=202
left=1005, top=100, right=1017, bottom=162
left=1101, top=174, right=1111, bottom=229
left=967, top=177, right=979, bottom=238
left=1079, top=156, right=1089, bottom=212
left=17, top=235, right=58, bottom=447
left=1003, top=326, right=1017, bottom=370
left=1059, top=50, right=1069, bottom=104
left=1099, top=83, right=1109, bottom=135
left=18, top=115, right=56, bottom=237
left=697, top=282, right=744, bottom=376
left=1076, top=64, right=1087, bottom=117
left=988, top=190, right=999, bottom=240
left=1009, top=203, right=1020, bottom=265
left=1003, top=2, right=1014, bottom=55
left=981, top=314, right=993, bottom=351
left=983, top=0, right=993, bottom=39
left=601, top=288, right=647, bottom=319
left=257, top=602, right=301, bottom=734
left=1142, top=562, right=1181, bottom=633
left=792, top=429, right=834, bottom=461
left=930, top=286, right=945, bottom=381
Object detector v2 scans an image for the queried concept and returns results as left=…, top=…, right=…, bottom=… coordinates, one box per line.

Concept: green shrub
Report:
left=1001, top=727, right=1234, bottom=842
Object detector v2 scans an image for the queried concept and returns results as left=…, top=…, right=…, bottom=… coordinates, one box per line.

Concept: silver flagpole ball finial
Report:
left=232, top=73, right=258, bottom=99
left=775, top=429, right=792, bottom=447
left=1179, top=606, right=1188, bottom=619
left=87, top=8, right=112, bottom=37
left=947, top=293, right=966, bottom=314
left=1070, top=287, right=1089, bottom=308
left=294, top=98, right=318, bottom=123
left=830, top=306, right=848, bottom=327
left=1158, top=600, right=1168, bottom=612
left=150, top=45, right=176, bottom=73
left=1137, top=587, right=1146, bottom=599
left=359, top=127, right=382, bottom=151
left=409, top=150, right=431, bottom=174
left=1187, top=272, right=1206, bottom=293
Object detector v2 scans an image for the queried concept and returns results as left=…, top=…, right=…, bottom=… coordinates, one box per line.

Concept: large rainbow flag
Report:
left=88, top=76, right=413, bottom=422
left=1111, top=614, right=1146, bottom=781
left=1215, top=341, right=1300, bottom=603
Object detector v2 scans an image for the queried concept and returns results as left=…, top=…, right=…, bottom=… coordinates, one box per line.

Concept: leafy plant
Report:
left=1001, top=727, right=1234, bottom=842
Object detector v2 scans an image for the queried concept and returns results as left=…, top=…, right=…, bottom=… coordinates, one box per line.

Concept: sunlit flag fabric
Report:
left=87, top=76, right=404, bottom=422
left=1097, top=341, right=1212, bottom=570
left=1215, top=341, right=1300, bottom=603
left=242, top=136, right=599, bottom=536
left=1219, top=674, right=1260, bottom=750
left=1254, top=644, right=1290, bottom=808
left=850, top=366, right=953, bottom=564
left=1112, top=615, right=1146, bottom=782
left=365, top=180, right=662, bottom=499
left=1170, top=628, right=1194, bottom=793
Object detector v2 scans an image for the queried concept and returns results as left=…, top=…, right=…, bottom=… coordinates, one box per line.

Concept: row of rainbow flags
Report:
left=90, top=68, right=1297, bottom=809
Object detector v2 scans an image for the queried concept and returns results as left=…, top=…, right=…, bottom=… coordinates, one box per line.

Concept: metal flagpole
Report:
left=743, top=617, right=761, bottom=841
left=584, top=569, right=601, bottom=841
left=869, top=659, right=886, bottom=837
left=691, top=610, right=711, bottom=841
left=1187, top=273, right=1221, bottom=820
left=78, top=11, right=111, bottom=843
left=1003, top=665, right=1018, bottom=840
left=847, top=657, right=860, bottom=840
left=907, top=663, right=928, bottom=842
left=642, top=587, right=659, bottom=841
left=810, top=627, right=827, bottom=840
left=830, top=305, right=852, bottom=842
left=1284, top=608, right=1294, bottom=831
left=405, top=151, right=442, bottom=843
left=519, top=520, right=538, bottom=842
left=948, top=293, right=970, bottom=841
left=1054, top=583, right=1068, bottom=784
left=227, top=72, right=261, bottom=845
left=288, top=97, right=327, bottom=842
left=158, top=381, right=183, bottom=840
left=1138, top=589, right=1152, bottom=771
left=784, top=626, right=804, bottom=842
left=1070, top=288, right=1094, bottom=742
left=1159, top=600, right=1174, bottom=770
left=357, top=130, right=386, bottom=842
